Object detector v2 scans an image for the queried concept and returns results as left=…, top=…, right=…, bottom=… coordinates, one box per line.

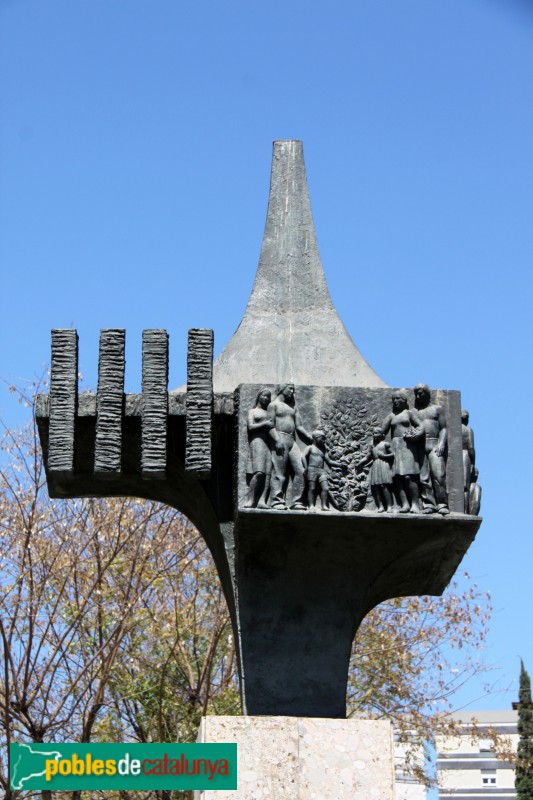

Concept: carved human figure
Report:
left=358, top=429, right=395, bottom=513
left=468, top=467, right=482, bottom=516
left=381, top=391, right=424, bottom=513
left=244, top=388, right=274, bottom=508
left=413, top=384, right=449, bottom=516
left=302, top=430, right=337, bottom=511
left=268, top=384, right=312, bottom=510
left=461, top=409, right=476, bottom=513
left=357, top=428, right=395, bottom=513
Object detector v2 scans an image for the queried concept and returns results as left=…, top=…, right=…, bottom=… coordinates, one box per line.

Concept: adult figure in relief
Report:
left=268, top=384, right=312, bottom=510
left=413, top=384, right=449, bottom=515
left=381, top=390, right=424, bottom=513
left=461, top=408, right=476, bottom=513
left=244, top=388, right=274, bottom=508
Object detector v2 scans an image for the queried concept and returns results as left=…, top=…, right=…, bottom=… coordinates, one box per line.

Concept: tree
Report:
left=0, top=392, right=238, bottom=800
left=96, top=537, right=239, bottom=747
left=516, top=660, right=533, bottom=799
left=347, top=585, right=492, bottom=783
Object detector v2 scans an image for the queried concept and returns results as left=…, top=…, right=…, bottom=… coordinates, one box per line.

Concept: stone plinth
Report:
left=195, top=716, right=395, bottom=800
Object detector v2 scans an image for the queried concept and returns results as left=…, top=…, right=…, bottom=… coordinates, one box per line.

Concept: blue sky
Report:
left=1, top=0, right=532, bottom=732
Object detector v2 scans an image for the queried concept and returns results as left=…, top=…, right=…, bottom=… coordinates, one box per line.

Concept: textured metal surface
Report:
left=211, top=140, right=387, bottom=392
left=95, top=329, right=125, bottom=473
left=234, top=509, right=480, bottom=716
left=185, top=328, right=214, bottom=478
left=141, top=329, right=168, bottom=476
left=49, top=329, right=78, bottom=473
left=237, top=385, right=464, bottom=514
left=36, top=391, right=234, bottom=418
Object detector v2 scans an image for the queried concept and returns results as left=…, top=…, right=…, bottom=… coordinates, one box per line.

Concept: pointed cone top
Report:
left=212, top=140, right=387, bottom=392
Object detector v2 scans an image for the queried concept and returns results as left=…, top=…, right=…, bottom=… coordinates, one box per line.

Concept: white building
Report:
left=394, top=730, right=428, bottom=800
left=435, top=710, right=518, bottom=800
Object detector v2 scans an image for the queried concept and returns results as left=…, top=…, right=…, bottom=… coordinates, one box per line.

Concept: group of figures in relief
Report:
left=244, top=383, right=481, bottom=515
left=244, top=384, right=334, bottom=512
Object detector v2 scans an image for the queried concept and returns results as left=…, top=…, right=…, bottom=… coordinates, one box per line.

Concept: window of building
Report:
left=481, top=769, right=497, bottom=785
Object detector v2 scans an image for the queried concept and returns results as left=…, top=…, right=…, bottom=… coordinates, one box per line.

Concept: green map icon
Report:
left=11, top=743, right=63, bottom=790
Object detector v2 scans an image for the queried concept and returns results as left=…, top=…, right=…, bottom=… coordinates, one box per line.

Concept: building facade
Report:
left=436, top=710, right=518, bottom=800
left=394, top=731, right=427, bottom=800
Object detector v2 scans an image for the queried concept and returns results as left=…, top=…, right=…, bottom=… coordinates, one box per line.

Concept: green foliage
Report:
left=0, top=416, right=238, bottom=800
left=347, top=584, right=492, bottom=785
left=516, top=661, right=533, bottom=799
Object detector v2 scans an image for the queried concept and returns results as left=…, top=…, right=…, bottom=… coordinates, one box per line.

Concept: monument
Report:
left=35, top=140, right=482, bottom=798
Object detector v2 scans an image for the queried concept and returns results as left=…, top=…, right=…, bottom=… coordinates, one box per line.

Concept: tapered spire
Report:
left=212, top=140, right=387, bottom=391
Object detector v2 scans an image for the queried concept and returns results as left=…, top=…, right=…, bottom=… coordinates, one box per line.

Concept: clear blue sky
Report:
left=1, top=0, right=532, bottom=726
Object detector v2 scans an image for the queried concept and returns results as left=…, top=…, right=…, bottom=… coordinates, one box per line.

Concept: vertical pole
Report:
left=141, top=329, right=168, bottom=477
left=49, top=329, right=78, bottom=473
left=94, top=329, right=125, bottom=473
left=185, top=328, right=214, bottom=478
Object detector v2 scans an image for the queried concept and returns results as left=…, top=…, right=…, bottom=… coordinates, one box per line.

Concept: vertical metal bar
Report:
left=442, top=389, right=464, bottom=514
left=141, top=329, right=168, bottom=477
left=185, top=328, right=213, bottom=478
left=49, top=329, right=78, bottom=473
left=94, top=329, right=125, bottom=473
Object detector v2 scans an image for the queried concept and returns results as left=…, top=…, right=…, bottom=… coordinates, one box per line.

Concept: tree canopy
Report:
left=516, top=661, right=533, bottom=799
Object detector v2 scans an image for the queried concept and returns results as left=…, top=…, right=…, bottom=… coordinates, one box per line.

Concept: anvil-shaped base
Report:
left=231, top=509, right=481, bottom=717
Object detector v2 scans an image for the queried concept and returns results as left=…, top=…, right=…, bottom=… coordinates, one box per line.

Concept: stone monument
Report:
left=35, top=140, right=482, bottom=798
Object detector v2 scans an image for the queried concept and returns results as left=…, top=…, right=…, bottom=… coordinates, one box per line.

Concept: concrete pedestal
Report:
left=195, top=716, right=395, bottom=800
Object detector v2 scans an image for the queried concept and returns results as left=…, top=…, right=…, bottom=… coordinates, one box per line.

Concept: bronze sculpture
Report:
left=35, top=141, right=482, bottom=717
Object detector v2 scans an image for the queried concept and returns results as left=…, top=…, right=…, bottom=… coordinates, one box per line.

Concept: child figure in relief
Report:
left=302, top=430, right=337, bottom=511
left=359, top=428, right=395, bottom=512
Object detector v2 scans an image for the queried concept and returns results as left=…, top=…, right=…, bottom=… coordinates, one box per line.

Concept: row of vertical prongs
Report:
left=48, top=328, right=214, bottom=480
